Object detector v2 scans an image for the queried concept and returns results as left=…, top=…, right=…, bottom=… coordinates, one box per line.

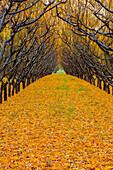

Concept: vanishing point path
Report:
left=0, top=74, right=113, bottom=169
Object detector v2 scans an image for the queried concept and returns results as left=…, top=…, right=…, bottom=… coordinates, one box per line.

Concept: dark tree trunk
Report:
left=84, top=75, right=86, bottom=81
left=80, top=75, right=83, bottom=79
left=89, top=77, right=92, bottom=84
left=0, top=90, right=2, bottom=103
left=4, top=84, right=7, bottom=101
left=12, top=81, right=15, bottom=96
left=16, top=83, right=18, bottom=94
left=18, top=83, right=20, bottom=92
left=103, top=81, right=106, bottom=91
left=99, top=80, right=102, bottom=89
left=8, top=81, right=11, bottom=97
left=22, top=79, right=25, bottom=89
left=97, top=78, right=99, bottom=87
left=108, top=84, right=110, bottom=94
left=27, top=77, right=30, bottom=86
left=93, top=79, right=95, bottom=86
left=32, top=77, right=34, bottom=83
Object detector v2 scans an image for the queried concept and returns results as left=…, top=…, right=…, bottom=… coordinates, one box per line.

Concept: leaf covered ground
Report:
left=0, top=74, right=113, bottom=170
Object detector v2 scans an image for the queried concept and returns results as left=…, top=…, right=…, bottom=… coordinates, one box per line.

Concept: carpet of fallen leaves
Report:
left=0, top=74, right=113, bottom=170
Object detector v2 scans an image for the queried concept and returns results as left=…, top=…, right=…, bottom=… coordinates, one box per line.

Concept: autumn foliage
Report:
left=0, top=74, right=113, bottom=169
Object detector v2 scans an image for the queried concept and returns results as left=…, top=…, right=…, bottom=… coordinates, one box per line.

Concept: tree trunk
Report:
left=0, top=90, right=2, bottom=104
left=12, top=81, right=15, bottom=96
left=93, top=79, right=95, bottom=86
left=89, top=77, right=92, bottom=84
left=27, top=77, right=30, bottom=86
left=16, top=83, right=18, bottom=94
left=108, top=84, right=110, bottom=94
left=8, top=81, right=11, bottom=97
left=32, top=77, right=34, bottom=83
left=99, top=80, right=102, bottom=89
left=4, top=84, right=7, bottom=101
left=18, top=83, right=20, bottom=92
left=22, top=79, right=25, bottom=89
left=103, top=81, right=106, bottom=91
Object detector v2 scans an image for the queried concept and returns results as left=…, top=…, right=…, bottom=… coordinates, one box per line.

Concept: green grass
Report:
left=63, top=77, right=67, bottom=82
left=68, top=104, right=74, bottom=114
left=56, top=85, right=69, bottom=91
left=56, top=87, right=60, bottom=90
left=67, top=77, right=77, bottom=81
left=62, top=85, right=69, bottom=91
left=74, top=87, right=89, bottom=91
